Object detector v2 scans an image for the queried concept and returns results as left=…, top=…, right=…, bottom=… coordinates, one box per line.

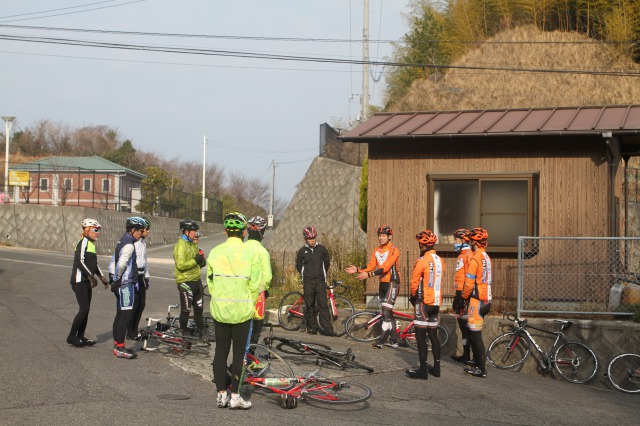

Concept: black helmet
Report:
left=180, top=219, right=200, bottom=231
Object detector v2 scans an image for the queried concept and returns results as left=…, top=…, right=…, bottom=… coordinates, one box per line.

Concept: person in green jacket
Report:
left=173, top=219, right=206, bottom=340
left=207, top=212, right=260, bottom=410
left=245, top=215, right=272, bottom=346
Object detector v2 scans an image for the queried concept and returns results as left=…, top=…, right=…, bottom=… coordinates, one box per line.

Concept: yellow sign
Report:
left=9, top=170, right=29, bottom=186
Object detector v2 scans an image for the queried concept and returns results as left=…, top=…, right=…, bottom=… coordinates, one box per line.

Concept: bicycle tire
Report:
left=486, top=331, right=531, bottom=369
left=607, top=353, right=640, bottom=393
left=278, top=291, right=305, bottom=331
left=245, top=343, right=295, bottom=379
left=345, top=311, right=381, bottom=342
left=318, top=296, right=355, bottom=335
left=339, top=358, right=375, bottom=373
left=553, top=341, right=598, bottom=384
left=404, top=324, right=449, bottom=350
left=275, top=341, right=332, bottom=356
left=153, top=334, right=210, bottom=355
left=302, top=379, right=372, bottom=405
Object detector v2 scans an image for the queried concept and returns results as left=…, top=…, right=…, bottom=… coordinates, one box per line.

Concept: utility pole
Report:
left=361, top=0, right=369, bottom=122
left=201, top=134, right=206, bottom=222
left=268, top=159, right=275, bottom=227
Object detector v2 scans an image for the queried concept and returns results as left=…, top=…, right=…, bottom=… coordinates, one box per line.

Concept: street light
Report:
left=2, top=115, right=16, bottom=201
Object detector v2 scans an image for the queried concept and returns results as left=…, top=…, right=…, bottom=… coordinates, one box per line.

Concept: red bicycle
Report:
left=277, top=280, right=355, bottom=335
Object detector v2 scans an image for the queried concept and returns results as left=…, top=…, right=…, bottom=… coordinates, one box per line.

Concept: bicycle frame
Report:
left=244, top=375, right=338, bottom=401
left=286, top=281, right=344, bottom=319
left=506, top=318, right=569, bottom=370
left=361, top=309, right=415, bottom=339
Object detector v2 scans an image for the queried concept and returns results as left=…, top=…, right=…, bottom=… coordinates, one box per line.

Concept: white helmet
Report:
left=81, top=218, right=101, bottom=229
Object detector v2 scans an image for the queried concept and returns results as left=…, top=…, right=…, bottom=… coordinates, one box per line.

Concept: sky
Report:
left=0, top=0, right=412, bottom=203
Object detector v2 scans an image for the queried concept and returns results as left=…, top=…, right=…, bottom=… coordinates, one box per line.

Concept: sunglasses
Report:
left=89, top=228, right=101, bottom=233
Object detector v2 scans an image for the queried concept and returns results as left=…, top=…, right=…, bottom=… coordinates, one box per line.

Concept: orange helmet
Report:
left=376, top=225, right=393, bottom=236
left=453, top=228, right=471, bottom=241
left=416, top=230, right=437, bottom=246
left=470, top=227, right=489, bottom=246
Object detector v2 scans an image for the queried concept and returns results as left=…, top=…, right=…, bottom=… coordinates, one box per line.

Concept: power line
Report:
left=0, top=33, right=638, bottom=77
left=0, top=1, right=147, bottom=23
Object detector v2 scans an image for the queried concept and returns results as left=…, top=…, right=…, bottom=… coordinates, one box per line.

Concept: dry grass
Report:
left=391, top=25, right=640, bottom=111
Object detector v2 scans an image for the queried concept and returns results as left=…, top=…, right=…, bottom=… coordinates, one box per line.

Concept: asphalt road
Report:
left=1, top=238, right=638, bottom=425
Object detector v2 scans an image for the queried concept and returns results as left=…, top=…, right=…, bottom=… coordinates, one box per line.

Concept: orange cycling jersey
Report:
left=410, top=250, right=445, bottom=306
left=454, top=247, right=472, bottom=291
left=358, top=243, right=401, bottom=283
left=462, top=247, right=492, bottom=303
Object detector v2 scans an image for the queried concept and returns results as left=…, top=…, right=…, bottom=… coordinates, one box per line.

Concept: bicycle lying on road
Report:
left=140, top=304, right=212, bottom=355
left=486, top=312, right=598, bottom=384
left=263, top=325, right=374, bottom=373
left=344, top=299, right=449, bottom=350
left=605, top=353, right=640, bottom=393
left=278, top=280, right=355, bottom=335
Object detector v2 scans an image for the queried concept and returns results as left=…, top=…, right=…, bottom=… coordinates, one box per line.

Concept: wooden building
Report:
left=340, top=105, right=640, bottom=306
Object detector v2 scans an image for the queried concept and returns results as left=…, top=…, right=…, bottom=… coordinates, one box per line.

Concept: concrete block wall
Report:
left=0, top=204, right=223, bottom=255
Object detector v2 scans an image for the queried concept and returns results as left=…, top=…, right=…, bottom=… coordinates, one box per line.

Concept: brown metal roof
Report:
left=340, top=105, right=640, bottom=141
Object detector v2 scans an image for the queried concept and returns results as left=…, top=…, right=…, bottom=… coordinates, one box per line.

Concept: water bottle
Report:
left=264, top=377, right=291, bottom=387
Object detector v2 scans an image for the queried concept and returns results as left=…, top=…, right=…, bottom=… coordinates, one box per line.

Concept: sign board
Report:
left=9, top=170, right=29, bottom=186
left=267, top=215, right=274, bottom=227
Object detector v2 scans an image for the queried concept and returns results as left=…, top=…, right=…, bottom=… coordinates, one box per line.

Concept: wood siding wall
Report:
left=364, top=135, right=613, bottom=299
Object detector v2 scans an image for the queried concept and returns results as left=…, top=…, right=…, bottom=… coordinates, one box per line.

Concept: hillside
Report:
left=391, top=25, right=640, bottom=111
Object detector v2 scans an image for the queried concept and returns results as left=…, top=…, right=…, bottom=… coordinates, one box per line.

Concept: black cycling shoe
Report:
left=427, top=363, right=441, bottom=378
left=319, top=330, right=335, bottom=337
left=78, top=337, right=96, bottom=346
left=307, top=330, right=317, bottom=335
left=405, top=368, right=428, bottom=380
left=66, top=337, right=86, bottom=347
left=450, top=354, right=469, bottom=364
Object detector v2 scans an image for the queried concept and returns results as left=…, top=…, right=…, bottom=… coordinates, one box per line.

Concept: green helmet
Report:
left=224, top=212, right=247, bottom=230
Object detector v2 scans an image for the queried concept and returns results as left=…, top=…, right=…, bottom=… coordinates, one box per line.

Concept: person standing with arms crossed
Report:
left=67, top=218, right=109, bottom=347
left=296, top=226, right=333, bottom=336
left=345, top=225, right=401, bottom=348
left=173, top=219, right=206, bottom=341
left=450, top=228, right=475, bottom=365
left=461, top=227, right=492, bottom=378
left=208, top=212, right=261, bottom=410
left=406, top=230, right=445, bottom=379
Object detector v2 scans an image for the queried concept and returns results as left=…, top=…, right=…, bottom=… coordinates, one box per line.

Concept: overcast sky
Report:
left=0, top=0, right=411, bottom=202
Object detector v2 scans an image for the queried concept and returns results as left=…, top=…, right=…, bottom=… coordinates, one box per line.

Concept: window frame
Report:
left=83, top=178, right=92, bottom=192
left=63, top=178, right=73, bottom=191
left=40, top=178, right=49, bottom=192
left=426, top=172, right=539, bottom=253
left=102, top=178, right=110, bottom=194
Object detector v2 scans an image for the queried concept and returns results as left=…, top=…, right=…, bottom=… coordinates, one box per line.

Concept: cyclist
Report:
left=111, top=217, right=146, bottom=359
left=345, top=225, right=401, bottom=348
left=127, top=216, right=151, bottom=341
left=245, top=216, right=272, bottom=346
left=173, top=219, right=206, bottom=342
left=406, top=230, right=445, bottom=380
left=295, top=226, right=333, bottom=336
left=450, top=228, right=475, bottom=365
left=207, top=212, right=261, bottom=410
left=67, top=218, right=109, bottom=347
left=461, top=227, right=492, bottom=378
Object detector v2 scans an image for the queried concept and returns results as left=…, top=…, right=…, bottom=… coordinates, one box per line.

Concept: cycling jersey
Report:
left=296, top=242, right=330, bottom=282
left=245, top=239, right=272, bottom=320
left=173, top=235, right=201, bottom=283
left=70, top=236, right=104, bottom=284
left=462, top=247, right=492, bottom=303
left=359, top=242, right=401, bottom=283
left=410, top=250, right=445, bottom=306
left=113, top=232, right=138, bottom=285
left=454, top=246, right=472, bottom=291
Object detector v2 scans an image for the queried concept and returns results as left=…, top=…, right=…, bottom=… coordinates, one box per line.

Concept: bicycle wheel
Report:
left=486, top=332, right=531, bottom=369
left=318, top=296, right=355, bottom=335
left=437, top=324, right=449, bottom=347
left=553, top=341, right=598, bottom=384
left=276, top=341, right=332, bottom=356
left=278, top=291, right=305, bottom=331
left=245, top=343, right=294, bottom=379
left=345, top=311, right=381, bottom=342
left=303, top=379, right=372, bottom=405
left=607, top=353, right=640, bottom=393
left=154, top=334, right=210, bottom=355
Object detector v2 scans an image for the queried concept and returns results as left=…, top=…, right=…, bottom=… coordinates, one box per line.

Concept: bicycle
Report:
left=605, top=353, right=640, bottom=393
left=140, top=305, right=212, bottom=355
left=344, top=299, right=449, bottom=350
left=263, top=325, right=374, bottom=373
left=278, top=280, right=355, bottom=335
left=486, top=312, right=598, bottom=384
left=243, top=368, right=372, bottom=409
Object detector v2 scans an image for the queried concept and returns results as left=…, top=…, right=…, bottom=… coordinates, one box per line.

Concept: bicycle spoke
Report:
left=345, top=312, right=381, bottom=342
left=553, top=342, right=598, bottom=384
left=278, top=292, right=305, bottom=331
left=487, top=332, right=530, bottom=369
left=607, top=353, right=640, bottom=393
left=302, top=379, right=371, bottom=405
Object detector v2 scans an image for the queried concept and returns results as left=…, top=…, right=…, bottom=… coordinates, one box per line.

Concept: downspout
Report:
left=623, top=153, right=630, bottom=271
left=604, top=132, right=620, bottom=237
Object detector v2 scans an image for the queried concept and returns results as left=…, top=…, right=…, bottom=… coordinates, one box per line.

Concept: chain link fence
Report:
left=518, top=237, right=640, bottom=316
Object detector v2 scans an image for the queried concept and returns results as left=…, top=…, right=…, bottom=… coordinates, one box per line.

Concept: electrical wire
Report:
left=0, top=1, right=147, bottom=23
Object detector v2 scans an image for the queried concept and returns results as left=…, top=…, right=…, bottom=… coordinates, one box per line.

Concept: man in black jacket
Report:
left=295, top=226, right=333, bottom=336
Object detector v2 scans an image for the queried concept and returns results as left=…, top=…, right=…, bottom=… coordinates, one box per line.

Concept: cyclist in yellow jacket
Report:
left=461, top=227, right=492, bottom=378
left=207, top=212, right=261, bottom=410
left=406, top=230, right=445, bottom=380
left=245, top=216, right=272, bottom=345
